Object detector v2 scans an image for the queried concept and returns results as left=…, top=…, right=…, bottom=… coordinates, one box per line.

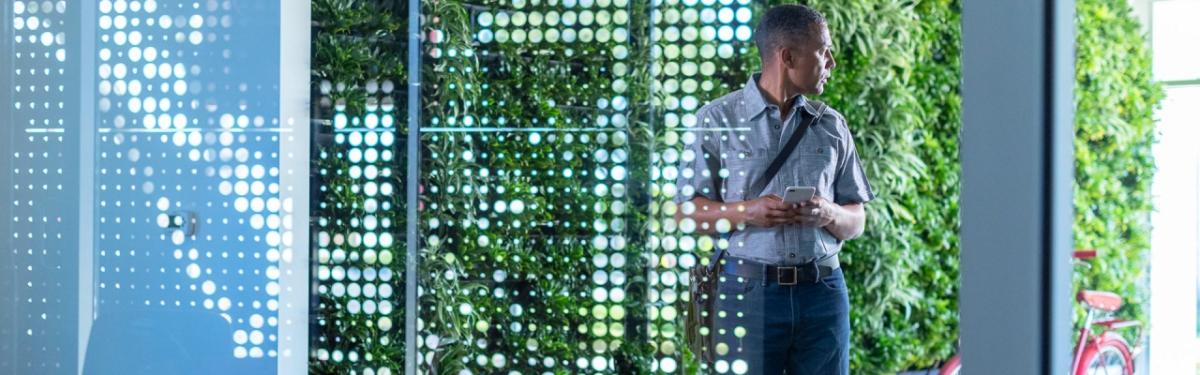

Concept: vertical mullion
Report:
left=643, top=0, right=660, bottom=370
left=78, top=0, right=97, bottom=371
left=279, top=0, right=312, bottom=372
left=1043, top=0, right=1075, bottom=373
left=404, top=0, right=421, bottom=373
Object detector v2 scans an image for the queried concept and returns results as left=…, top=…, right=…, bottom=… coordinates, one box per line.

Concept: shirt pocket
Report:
left=796, top=144, right=838, bottom=193
left=720, top=152, right=767, bottom=202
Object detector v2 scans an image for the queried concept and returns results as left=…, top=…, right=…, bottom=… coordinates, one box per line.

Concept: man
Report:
left=673, top=4, right=874, bottom=374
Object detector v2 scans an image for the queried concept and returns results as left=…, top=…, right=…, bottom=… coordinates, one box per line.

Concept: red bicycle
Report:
left=939, top=249, right=1143, bottom=375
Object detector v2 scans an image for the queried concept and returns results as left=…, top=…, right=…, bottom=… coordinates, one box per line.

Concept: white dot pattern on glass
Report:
left=5, top=0, right=784, bottom=373
left=4, top=0, right=78, bottom=370
left=93, top=0, right=288, bottom=367
left=312, top=77, right=402, bottom=374
left=652, top=0, right=755, bottom=373
left=417, top=0, right=637, bottom=372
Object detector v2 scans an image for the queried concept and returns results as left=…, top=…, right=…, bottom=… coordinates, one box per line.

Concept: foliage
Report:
left=1071, top=0, right=1163, bottom=341
left=312, top=0, right=966, bottom=373
left=310, top=0, right=408, bottom=374
left=311, top=0, right=1163, bottom=373
left=417, top=0, right=655, bottom=373
left=751, top=0, right=964, bottom=372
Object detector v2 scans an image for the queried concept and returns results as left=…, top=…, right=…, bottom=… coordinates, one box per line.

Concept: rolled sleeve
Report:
left=673, top=108, right=723, bottom=205
left=833, top=123, right=875, bottom=205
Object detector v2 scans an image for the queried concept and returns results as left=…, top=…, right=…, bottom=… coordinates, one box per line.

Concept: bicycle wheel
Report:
left=938, top=354, right=961, bottom=375
left=1075, top=332, right=1133, bottom=375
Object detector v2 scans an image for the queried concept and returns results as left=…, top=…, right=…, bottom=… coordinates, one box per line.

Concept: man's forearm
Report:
left=823, top=203, right=865, bottom=241
left=674, top=197, right=745, bottom=235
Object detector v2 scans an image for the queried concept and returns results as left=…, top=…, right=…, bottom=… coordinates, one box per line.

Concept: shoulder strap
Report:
left=746, top=101, right=828, bottom=198
left=707, top=248, right=726, bottom=272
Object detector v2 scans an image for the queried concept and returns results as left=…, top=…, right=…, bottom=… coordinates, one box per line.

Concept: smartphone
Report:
left=783, top=186, right=817, bottom=204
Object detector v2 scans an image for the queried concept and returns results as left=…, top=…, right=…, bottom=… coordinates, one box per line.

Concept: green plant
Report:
left=1071, top=0, right=1162, bottom=341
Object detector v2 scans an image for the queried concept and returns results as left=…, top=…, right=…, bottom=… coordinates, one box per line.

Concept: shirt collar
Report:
left=739, top=73, right=814, bottom=121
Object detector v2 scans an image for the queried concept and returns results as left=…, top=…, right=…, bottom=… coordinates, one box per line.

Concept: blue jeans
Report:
left=712, top=266, right=851, bottom=375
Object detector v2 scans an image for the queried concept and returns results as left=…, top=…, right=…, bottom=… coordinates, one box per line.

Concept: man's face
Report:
left=784, top=23, right=836, bottom=96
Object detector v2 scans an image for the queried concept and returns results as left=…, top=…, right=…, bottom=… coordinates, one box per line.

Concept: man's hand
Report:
left=793, top=196, right=837, bottom=227
left=737, top=195, right=797, bottom=227
left=791, top=197, right=866, bottom=241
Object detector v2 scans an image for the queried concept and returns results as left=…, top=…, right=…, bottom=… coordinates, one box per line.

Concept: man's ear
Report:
left=778, top=47, right=794, bottom=68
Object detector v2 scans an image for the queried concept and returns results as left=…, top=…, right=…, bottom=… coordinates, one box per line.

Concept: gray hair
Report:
left=754, top=4, right=827, bottom=63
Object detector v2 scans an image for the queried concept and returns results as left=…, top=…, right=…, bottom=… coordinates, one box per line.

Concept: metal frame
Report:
left=1163, top=78, right=1200, bottom=87
left=78, top=1, right=97, bottom=372
left=405, top=0, right=421, bottom=373
left=961, top=0, right=1074, bottom=373
left=280, top=0, right=312, bottom=373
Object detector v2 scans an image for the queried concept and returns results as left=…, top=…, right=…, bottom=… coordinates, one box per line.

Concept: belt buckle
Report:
left=777, top=266, right=798, bottom=285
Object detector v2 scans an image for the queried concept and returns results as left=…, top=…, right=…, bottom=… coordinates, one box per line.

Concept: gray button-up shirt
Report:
left=673, top=74, right=875, bottom=266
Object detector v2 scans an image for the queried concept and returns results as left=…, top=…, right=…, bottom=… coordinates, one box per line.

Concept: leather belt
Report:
left=722, top=255, right=839, bottom=285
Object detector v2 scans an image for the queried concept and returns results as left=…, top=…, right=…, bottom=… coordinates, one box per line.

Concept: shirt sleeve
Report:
left=833, top=118, right=875, bottom=205
left=673, top=107, right=723, bottom=205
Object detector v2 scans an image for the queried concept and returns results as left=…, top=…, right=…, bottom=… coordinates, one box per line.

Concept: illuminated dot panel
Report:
left=421, top=0, right=637, bottom=372
left=308, top=1, right=408, bottom=373
left=312, top=83, right=405, bottom=375
left=649, top=0, right=756, bottom=373
left=4, top=0, right=81, bottom=372
left=92, top=0, right=285, bottom=370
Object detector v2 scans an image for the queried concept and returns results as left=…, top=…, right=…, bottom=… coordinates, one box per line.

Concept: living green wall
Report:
left=310, top=0, right=409, bottom=374
left=1072, top=0, right=1163, bottom=336
left=304, top=0, right=1162, bottom=373
left=768, top=1, right=964, bottom=371
left=419, top=0, right=654, bottom=372
left=308, top=0, right=968, bottom=374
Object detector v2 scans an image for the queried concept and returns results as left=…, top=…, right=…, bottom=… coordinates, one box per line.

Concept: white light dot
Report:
left=732, top=359, right=748, bottom=374
left=156, top=197, right=170, bottom=210
left=186, top=263, right=201, bottom=279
